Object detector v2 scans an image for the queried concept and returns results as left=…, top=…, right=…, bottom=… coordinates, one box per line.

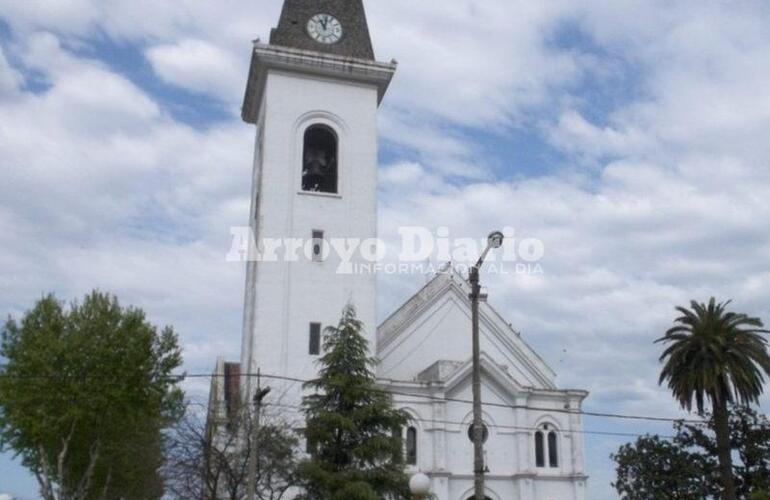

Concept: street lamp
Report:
left=469, top=231, right=504, bottom=500
left=409, top=472, right=431, bottom=500
left=246, top=382, right=271, bottom=500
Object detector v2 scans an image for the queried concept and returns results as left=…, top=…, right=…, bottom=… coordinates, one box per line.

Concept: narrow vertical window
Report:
left=302, top=125, right=338, bottom=193
left=535, top=431, right=545, bottom=468
left=406, top=426, right=417, bottom=465
left=312, top=230, right=324, bottom=262
left=309, top=323, right=321, bottom=355
left=548, top=431, right=559, bottom=468
left=305, top=434, right=317, bottom=455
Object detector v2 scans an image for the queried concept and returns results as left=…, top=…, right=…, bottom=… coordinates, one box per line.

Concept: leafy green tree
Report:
left=656, top=298, right=770, bottom=500
left=298, top=304, right=409, bottom=500
left=0, top=292, right=184, bottom=499
left=676, top=405, right=770, bottom=497
left=612, top=405, right=770, bottom=499
left=611, top=434, right=717, bottom=499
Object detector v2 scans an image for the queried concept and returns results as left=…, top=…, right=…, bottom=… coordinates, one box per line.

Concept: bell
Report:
left=304, top=149, right=329, bottom=176
left=302, top=147, right=337, bottom=192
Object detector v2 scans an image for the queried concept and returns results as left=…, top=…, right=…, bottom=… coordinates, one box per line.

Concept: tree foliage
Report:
left=612, top=433, right=716, bottom=499
left=0, top=292, right=184, bottom=499
left=612, top=405, right=770, bottom=499
left=298, top=304, right=409, bottom=500
left=656, top=298, right=770, bottom=413
left=656, top=298, right=770, bottom=499
left=676, top=405, right=770, bottom=497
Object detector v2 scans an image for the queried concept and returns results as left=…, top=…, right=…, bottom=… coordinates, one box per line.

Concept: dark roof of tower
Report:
left=269, top=0, right=375, bottom=60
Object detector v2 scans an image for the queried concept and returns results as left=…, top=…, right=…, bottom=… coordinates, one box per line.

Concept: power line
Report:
left=246, top=400, right=678, bottom=440
left=0, top=366, right=704, bottom=425
left=192, top=404, right=674, bottom=443
left=249, top=371, right=707, bottom=425
left=199, top=397, right=676, bottom=439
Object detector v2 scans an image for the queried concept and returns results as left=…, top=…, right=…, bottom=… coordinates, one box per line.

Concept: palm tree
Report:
left=656, top=298, right=770, bottom=500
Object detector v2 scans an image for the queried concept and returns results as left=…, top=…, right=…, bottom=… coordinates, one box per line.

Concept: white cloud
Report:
left=0, top=0, right=97, bottom=35
left=0, top=34, right=252, bottom=382
left=1, top=1, right=596, bottom=176
left=378, top=149, right=770, bottom=411
left=380, top=161, right=455, bottom=195
left=368, top=1, right=585, bottom=128
left=0, top=46, right=21, bottom=96
left=551, top=0, right=770, bottom=162
left=548, top=110, right=651, bottom=161
left=145, top=38, right=244, bottom=103
left=0, top=0, right=279, bottom=44
left=3, top=2, right=770, bottom=499
left=14, top=33, right=160, bottom=131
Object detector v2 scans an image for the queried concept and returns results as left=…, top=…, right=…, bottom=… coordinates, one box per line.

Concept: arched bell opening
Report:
left=302, top=125, right=338, bottom=193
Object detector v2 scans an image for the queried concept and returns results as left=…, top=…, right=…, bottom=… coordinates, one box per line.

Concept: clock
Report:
left=307, top=13, right=343, bottom=44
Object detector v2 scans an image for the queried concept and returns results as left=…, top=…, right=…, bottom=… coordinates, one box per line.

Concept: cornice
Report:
left=242, top=43, right=397, bottom=124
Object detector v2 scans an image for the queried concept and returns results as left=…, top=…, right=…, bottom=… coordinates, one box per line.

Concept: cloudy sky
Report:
left=2, top=0, right=770, bottom=498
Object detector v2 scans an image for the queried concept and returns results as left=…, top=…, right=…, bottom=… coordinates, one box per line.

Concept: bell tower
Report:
left=239, top=0, right=396, bottom=410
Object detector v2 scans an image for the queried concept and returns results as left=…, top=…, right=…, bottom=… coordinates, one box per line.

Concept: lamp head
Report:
left=487, top=231, right=504, bottom=249
left=409, top=472, right=431, bottom=495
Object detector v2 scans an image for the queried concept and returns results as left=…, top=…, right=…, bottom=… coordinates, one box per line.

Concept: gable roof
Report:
left=377, top=267, right=557, bottom=390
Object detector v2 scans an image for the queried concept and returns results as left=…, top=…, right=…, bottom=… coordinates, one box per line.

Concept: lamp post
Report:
left=409, top=472, right=431, bottom=500
left=470, top=231, right=504, bottom=500
left=246, top=374, right=271, bottom=500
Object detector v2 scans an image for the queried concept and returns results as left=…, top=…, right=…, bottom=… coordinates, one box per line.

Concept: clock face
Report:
left=307, top=14, right=343, bottom=44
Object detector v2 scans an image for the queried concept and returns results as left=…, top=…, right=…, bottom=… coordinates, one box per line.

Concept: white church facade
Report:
left=377, top=269, right=588, bottom=500
left=207, top=1, right=589, bottom=499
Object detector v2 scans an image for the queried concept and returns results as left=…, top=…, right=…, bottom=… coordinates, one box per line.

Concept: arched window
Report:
left=302, top=125, right=338, bottom=193
left=548, top=431, right=559, bottom=468
left=406, top=426, right=417, bottom=465
left=535, top=431, right=545, bottom=468
left=535, top=423, right=559, bottom=469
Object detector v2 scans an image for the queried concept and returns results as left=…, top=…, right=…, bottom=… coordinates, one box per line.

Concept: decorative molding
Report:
left=242, top=43, right=396, bottom=124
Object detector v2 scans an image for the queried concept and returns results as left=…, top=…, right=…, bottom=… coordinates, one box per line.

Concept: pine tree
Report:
left=298, top=304, right=409, bottom=500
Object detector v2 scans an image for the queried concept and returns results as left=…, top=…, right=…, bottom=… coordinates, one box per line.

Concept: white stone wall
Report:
left=240, top=68, right=380, bottom=409
left=376, top=270, right=588, bottom=500
left=388, top=380, right=588, bottom=500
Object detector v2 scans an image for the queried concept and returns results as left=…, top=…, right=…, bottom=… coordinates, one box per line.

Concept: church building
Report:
left=206, top=1, right=589, bottom=499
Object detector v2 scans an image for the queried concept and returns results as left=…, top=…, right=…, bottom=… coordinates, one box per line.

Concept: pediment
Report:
left=376, top=268, right=556, bottom=390
left=433, top=354, right=525, bottom=396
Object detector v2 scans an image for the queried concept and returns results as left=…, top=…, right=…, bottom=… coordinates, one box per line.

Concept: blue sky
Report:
left=2, top=1, right=770, bottom=498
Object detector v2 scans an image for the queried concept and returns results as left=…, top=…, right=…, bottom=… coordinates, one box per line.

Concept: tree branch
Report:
left=56, top=422, right=76, bottom=499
